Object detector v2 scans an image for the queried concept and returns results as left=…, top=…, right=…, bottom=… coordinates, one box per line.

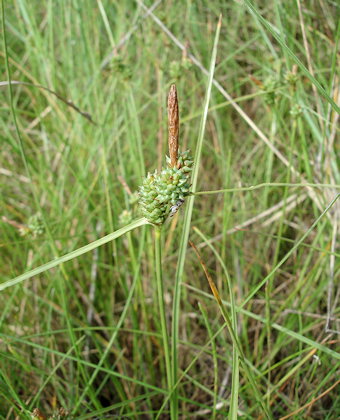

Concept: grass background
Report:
left=1, top=0, right=339, bottom=418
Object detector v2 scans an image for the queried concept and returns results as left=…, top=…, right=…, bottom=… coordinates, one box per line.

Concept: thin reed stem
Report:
left=193, top=182, right=339, bottom=195
left=154, top=227, right=173, bottom=413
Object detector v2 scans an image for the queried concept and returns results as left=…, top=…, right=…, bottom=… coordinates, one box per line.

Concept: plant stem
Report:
left=193, top=182, right=339, bottom=195
left=154, top=227, right=173, bottom=414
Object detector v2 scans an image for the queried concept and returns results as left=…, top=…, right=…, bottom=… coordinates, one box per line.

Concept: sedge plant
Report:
left=138, top=84, right=194, bottom=416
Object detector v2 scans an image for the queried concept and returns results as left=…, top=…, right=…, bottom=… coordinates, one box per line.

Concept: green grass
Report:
left=1, top=0, right=340, bottom=419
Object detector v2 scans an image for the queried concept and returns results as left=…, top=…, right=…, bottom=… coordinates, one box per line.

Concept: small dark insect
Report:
left=169, top=199, right=184, bottom=217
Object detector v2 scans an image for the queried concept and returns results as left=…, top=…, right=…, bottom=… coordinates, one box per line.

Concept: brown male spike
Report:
left=167, top=84, right=179, bottom=167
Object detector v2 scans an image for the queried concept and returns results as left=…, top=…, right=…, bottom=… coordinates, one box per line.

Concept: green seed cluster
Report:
left=139, top=151, right=193, bottom=225
left=284, top=70, right=299, bottom=88
left=19, top=212, right=45, bottom=238
left=118, top=192, right=140, bottom=227
left=27, top=213, right=45, bottom=237
left=111, top=56, right=132, bottom=80
left=169, top=58, right=192, bottom=80
left=262, top=76, right=279, bottom=105
left=289, top=104, right=302, bottom=119
left=119, top=209, right=133, bottom=226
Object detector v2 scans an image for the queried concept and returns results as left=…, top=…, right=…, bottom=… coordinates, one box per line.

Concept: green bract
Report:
left=139, top=151, right=193, bottom=225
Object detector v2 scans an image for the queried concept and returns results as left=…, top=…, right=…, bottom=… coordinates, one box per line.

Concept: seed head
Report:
left=139, top=151, right=193, bottom=225
left=168, top=84, right=179, bottom=167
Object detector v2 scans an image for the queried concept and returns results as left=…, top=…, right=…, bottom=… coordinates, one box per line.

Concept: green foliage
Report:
left=1, top=0, right=339, bottom=419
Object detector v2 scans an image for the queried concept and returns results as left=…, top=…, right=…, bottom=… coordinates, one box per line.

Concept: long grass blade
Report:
left=170, top=15, right=222, bottom=419
left=190, top=240, right=271, bottom=419
left=193, top=228, right=239, bottom=420
left=0, top=218, right=148, bottom=291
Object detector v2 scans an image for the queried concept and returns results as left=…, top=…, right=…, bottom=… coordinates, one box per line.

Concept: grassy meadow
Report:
left=1, top=0, right=339, bottom=418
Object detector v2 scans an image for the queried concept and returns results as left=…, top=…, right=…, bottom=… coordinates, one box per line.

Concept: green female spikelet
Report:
left=139, top=152, right=193, bottom=225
